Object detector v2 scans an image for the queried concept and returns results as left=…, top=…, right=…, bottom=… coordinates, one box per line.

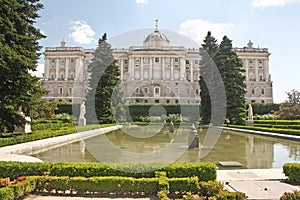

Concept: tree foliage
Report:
left=85, top=33, right=121, bottom=124
left=199, top=32, right=218, bottom=124
left=275, top=89, right=300, bottom=120
left=215, top=36, right=246, bottom=124
left=0, top=0, right=45, bottom=132
left=199, top=33, right=246, bottom=125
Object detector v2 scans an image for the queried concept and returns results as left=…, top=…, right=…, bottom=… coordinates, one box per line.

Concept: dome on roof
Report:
left=143, top=20, right=170, bottom=47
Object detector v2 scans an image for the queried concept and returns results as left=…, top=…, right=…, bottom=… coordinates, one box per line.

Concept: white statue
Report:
left=246, top=104, right=254, bottom=126
left=78, top=102, right=86, bottom=126
left=79, top=102, right=86, bottom=119
left=248, top=104, right=253, bottom=121
left=24, top=116, right=32, bottom=133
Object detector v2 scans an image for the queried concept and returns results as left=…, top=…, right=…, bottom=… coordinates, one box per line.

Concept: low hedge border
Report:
left=0, top=124, right=115, bottom=148
left=228, top=125, right=300, bottom=136
left=0, top=176, right=247, bottom=200
left=283, top=163, right=300, bottom=184
left=254, top=120, right=300, bottom=125
left=0, top=162, right=216, bottom=181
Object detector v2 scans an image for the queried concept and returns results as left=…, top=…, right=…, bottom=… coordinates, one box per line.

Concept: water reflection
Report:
left=32, top=127, right=300, bottom=169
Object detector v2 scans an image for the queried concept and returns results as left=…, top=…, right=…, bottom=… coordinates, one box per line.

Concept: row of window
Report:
left=251, top=100, right=266, bottom=103
left=248, top=59, right=264, bottom=64
left=49, top=74, right=74, bottom=80
left=135, top=87, right=199, bottom=96
left=50, top=87, right=73, bottom=95
left=135, top=99, right=200, bottom=104
left=129, top=58, right=200, bottom=65
left=50, top=58, right=76, bottom=64
left=251, top=88, right=265, bottom=95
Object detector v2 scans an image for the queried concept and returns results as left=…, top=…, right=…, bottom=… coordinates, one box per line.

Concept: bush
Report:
left=280, top=190, right=300, bottom=200
left=254, top=120, right=300, bottom=125
left=0, top=176, right=38, bottom=200
left=0, top=162, right=50, bottom=179
left=0, top=162, right=217, bottom=182
left=251, top=103, right=280, bottom=115
left=168, top=177, right=199, bottom=193
left=164, top=162, right=217, bottom=181
left=229, top=125, right=300, bottom=136
left=283, top=163, right=300, bottom=184
left=35, top=176, right=159, bottom=195
left=216, top=190, right=247, bottom=200
left=199, top=181, right=224, bottom=198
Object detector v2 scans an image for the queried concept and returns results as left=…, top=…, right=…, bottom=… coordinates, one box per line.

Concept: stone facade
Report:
left=233, top=41, right=273, bottom=103
left=42, top=26, right=273, bottom=104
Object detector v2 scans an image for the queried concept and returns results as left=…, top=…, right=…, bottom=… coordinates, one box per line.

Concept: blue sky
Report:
left=35, top=0, right=300, bottom=103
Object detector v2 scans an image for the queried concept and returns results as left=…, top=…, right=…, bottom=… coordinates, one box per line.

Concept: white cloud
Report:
left=178, top=19, right=234, bottom=44
left=252, top=0, right=300, bottom=7
left=136, top=0, right=148, bottom=4
left=69, top=20, right=95, bottom=44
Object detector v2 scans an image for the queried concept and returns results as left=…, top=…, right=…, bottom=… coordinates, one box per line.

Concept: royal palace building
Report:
left=42, top=23, right=273, bottom=104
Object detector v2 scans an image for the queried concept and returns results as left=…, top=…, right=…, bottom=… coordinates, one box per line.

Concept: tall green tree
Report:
left=199, top=32, right=219, bottom=124
left=85, top=33, right=121, bottom=124
left=0, top=0, right=45, bottom=132
left=214, top=36, right=246, bottom=124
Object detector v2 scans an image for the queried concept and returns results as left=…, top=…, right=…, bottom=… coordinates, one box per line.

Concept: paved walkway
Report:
left=217, top=169, right=299, bottom=200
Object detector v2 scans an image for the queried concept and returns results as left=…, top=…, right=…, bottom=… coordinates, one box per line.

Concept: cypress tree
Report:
left=85, top=33, right=121, bottom=124
left=199, top=32, right=219, bottom=124
left=214, top=36, right=246, bottom=124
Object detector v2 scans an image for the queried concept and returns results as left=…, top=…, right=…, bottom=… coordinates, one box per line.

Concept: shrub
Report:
left=164, top=162, right=217, bottom=181
left=283, top=163, right=300, bottom=184
left=0, top=162, right=50, bottom=179
left=168, top=177, right=199, bottom=193
left=0, top=176, right=38, bottom=200
left=216, top=190, right=247, bottom=200
left=0, top=162, right=217, bottom=182
left=199, top=181, right=224, bottom=198
left=280, top=190, right=300, bottom=200
left=35, top=176, right=159, bottom=195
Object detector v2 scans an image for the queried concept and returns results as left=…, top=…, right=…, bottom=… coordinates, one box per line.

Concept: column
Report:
left=44, top=58, right=49, bottom=80
left=180, top=57, right=185, bottom=80
left=171, top=57, right=174, bottom=80
left=140, top=57, right=144, bottom=80
left=129, top=56, right=134, bottom=80
left=162, top=57, right=165, bottom=80
left=190, top=60, right=194, bottom=82
left=264, top=59, right=270, bottom=81
left=55, top=58, right=59, bottom=80
left=65, top=58, right=69, bottom=80
left=149, top=57, right=153, bottom=80
left=255, top=59, right=259, bottom=81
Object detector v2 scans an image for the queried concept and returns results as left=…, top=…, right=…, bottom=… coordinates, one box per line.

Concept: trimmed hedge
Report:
left=283, top=163, right=300, bottom=184
left=168, top=177, right=199, bottom=193
left=0, top=175, right=246, bottom=199
left=229, top=125, right=300, bottom=136
left=0, top=162, right=216, bottom=181
left=250, top=103, right=280, bottom=115
left=254, top=124, right=300, bottom=130
left=254, top=120, right=300, bottom=125
left=36, top=176, right=159, bottom=195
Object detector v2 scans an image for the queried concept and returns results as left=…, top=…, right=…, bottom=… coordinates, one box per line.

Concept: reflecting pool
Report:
left=31, top=125, right=300, bottom=169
